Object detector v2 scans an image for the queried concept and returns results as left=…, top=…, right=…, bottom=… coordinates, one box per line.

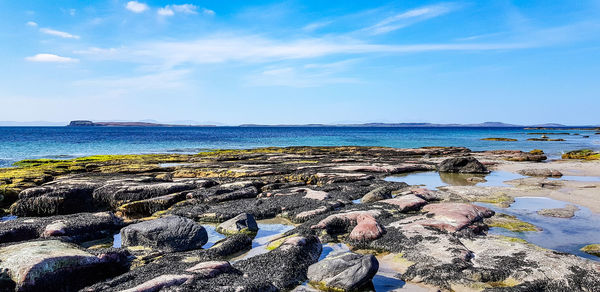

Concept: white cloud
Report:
left=365, top=4, right=457, bottom=35
left=202, top=8, right=215, bottom=16
left=158, top=4, right=206, bottom=16
left=246, top=66, right=359, bottom=88
left=303, top=21, right=333, bottom=32
left=157, top=7, right=175, bottom=16
left=126, top=1, right=149, bottom=13
left=26, top=21, right=38, bottom=27
left=25, top=53, right=78, bottom=63
left=40, top=28, right=80, bottom=39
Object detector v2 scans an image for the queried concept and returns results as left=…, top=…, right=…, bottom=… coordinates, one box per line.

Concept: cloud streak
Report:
left=25, top=53, right=78, bottom=63
left=40, top=28, right=80, bottom=39
left=364, top=3, right=457, bottom=34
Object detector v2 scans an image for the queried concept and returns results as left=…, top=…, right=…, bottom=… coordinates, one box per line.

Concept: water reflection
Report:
left=385, top=171, right=525, bottom=190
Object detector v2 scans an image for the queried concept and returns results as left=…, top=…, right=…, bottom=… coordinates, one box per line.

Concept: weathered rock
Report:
left=349, top=214, right=384, bottom=241
left=116, top=192, right=187, bottom=219
left=0, top=240, right=128, bottom=292
left=307, top=252, right=379, bottom=291
left=390, top=203, right=494, bottom=233
left=438, top=157, right=489, bottom=174
left=537, top=204, right=579, bottom=218
left=361, top=186, right=392, bottom=203
left=215, top=213, right=258, bottom=235
left=235, top=235, right=323, bottom=290
left=189, top=186, right=260, bottom=204
left=518, top=169, right=563, bottom=177
left=0, top=212, right=123, bottom=244
left=311, top=210, right=382, bottom=231
left=93, top=180, right=200, bottom=209
left=379, top=194, right=427, bottom=212
left=121, top=216, right=207, bottom=252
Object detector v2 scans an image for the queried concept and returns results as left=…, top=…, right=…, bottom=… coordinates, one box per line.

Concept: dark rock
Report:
left=307, top=252, right=379, bottom=291
left=216, top=213, right=258, bottom=235
left=121, top=216, right=207, bottom=252
left=361, top=186, right=392, bottom=203
left=438, top=157, right=489, bottom=174
left=0, top=212, right=123, bottom=244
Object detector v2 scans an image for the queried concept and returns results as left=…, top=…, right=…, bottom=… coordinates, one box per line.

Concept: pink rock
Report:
left=185, top=261, right=233, bottom=277
left=380, top=195, right=427, bottom=212
left=349, top=214, right=384, bottom=241
left=418, top=203, right=494, bottom=232
left=295, top=206, right=329, bottom=221
left=311, top=210, right=381, bottom=230
left=332, top=164, right=435, bottom=173
left=41, top=221, right=67, bottom=237
left=122, top=274, right=193, bottom=292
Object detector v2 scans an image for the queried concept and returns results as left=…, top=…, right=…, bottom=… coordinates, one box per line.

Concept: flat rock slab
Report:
left=518, top=168, right=563, bottom=177
left=0, top=240, right=126, bottom=292
left=417, top=203, right=494, bottom=232
left=121, top=215, right=207, bottom=252
left=537, top=204, right=579, bottom=218
left=307, top=252, right=379, bottom=291
left=379, top=194, right=427, bottom=212
left=216, top=213, right=258, bottom=235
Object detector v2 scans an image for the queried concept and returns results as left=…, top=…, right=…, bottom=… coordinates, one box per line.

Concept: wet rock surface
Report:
left=537, top=204, right=579, bottom=218
left=0, top=146, right=598, bottom=292
left=121, top=215, right=208, bottom=252
left=307, top=252, right=379, bottom=291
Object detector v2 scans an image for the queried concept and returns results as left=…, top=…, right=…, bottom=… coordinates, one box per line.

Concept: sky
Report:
left=1, top=0, right=599, bottom=125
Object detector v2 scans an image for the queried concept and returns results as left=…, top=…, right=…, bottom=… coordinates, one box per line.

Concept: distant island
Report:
left=66, top=120, right=600, bottom=128
left=67, top=120, right=217, bottom=127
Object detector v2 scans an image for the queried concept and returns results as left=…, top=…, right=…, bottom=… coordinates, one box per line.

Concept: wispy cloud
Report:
left=364, top=3, right=458, bottom=35
left=26, top=21, right=38, bottom=27
left=246, top=66, right=359, bottom=87
left=25, top=53, right=78, bottom=63
left=303, top=21, right=333, bottom=32
left=125, top=1, right=149, bottom=13
left=40, top=28, right=80, bottom=39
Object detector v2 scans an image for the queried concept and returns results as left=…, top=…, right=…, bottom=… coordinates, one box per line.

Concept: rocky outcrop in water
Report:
left=121, top=216, right=208, bottom=252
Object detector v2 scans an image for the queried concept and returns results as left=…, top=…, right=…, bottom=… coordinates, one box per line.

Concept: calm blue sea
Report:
left=1, top=127, right=599, bottom=168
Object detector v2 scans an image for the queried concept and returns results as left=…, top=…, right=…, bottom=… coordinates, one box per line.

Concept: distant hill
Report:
left=67, top=120, right=217, bottom=127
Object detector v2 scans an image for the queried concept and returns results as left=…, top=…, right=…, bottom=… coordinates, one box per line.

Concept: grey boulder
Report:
left=216, top=213, right=258, bottom=235
left=361, top=186, right=392, bottom=203
left=307, top=252, right=378, bottom=291
left=121, top=215, right=207, bottom=251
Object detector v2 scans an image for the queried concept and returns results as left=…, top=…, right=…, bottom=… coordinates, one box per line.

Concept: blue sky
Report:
left=1, top=0, right=599, bottom=125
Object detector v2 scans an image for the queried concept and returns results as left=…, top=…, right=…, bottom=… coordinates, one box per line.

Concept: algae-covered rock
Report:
left=121, top=215, right=208, bottom=252
left=0, top=240, right=128, bottom=292
left=484, top=213, right=540, bottom=232
left=562, top=149, right=600, bottom=160
left=361, top=186, right=392, bottom=203
left=580, top=244, right=600, bottom=257
left=215, top=213, right=258, bottom=235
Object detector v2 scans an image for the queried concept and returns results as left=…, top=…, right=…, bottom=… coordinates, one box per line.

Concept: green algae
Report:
left=485, top=213, right=540, bottom=232
left=580, top=244, right=600, bottom=257
left=562, top=149, right=600, bottom=160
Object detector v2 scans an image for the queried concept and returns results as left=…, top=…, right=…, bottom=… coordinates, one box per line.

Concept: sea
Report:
left=1, top=126, right=599, bottom=168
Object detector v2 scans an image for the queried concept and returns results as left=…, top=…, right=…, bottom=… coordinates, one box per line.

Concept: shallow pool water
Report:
left=113, top=233, right=122, bottom=248
left=230, top=219, right=295, bottom=261
left=477, top=197, right=600, bottom=261
left=385, top=171, right=525, bottom=190
left=203, top=225, right=226, bottom=249
left=158, top=162, right=192, bottom=168
left=0, top=215, right=17, bottom=222
left=548, top=175, right=600, bottom=182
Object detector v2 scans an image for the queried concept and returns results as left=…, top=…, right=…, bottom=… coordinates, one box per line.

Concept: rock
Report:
left=331, top=164, right=435, bottom=173
left=484, top=213, right=540, bottom=232
left=121, top=274, right=194, bottom=292
left=185, top=261, right=234, bottom=277
left=93, top=180, right=199, bottom=209
left=481, top=138, right=518, bottom=141
left=537, top=204, right=579, bottom=218
left=466, top=176, right=487, bottom=183
left=189, top=186, right=260, bottom=203
left=518, top=169, right=563, bottom=177
left=0, top=240, right=128, bottom=291
left=215, top=213, right=258, bottom=235
left=307, top=252, right=379, bottom=291
left=562, top=149, right=600, bottom=160
left=349, top=214, right=384, bottom=241
left=0, top=212, right=124, bottom=244
left=121, top=216, right=208, bottom=251
left=580, top=244, right=600, bottom=257
left=379, top=194, right=427, bottom=212
left=395, top=203, right=494, bottom=233
left=116, top=192, right=187, bottom=219
left=437, top=157, right=489, bottom=174
left=361, top=186, right=392, bottom=203
left=311, top=210, right=382, bottom=231
left=235, top=235, right=323, bottom=290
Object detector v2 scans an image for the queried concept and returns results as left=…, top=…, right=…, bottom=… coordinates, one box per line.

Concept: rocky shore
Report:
left=1, top=146, right=599, bottom=292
